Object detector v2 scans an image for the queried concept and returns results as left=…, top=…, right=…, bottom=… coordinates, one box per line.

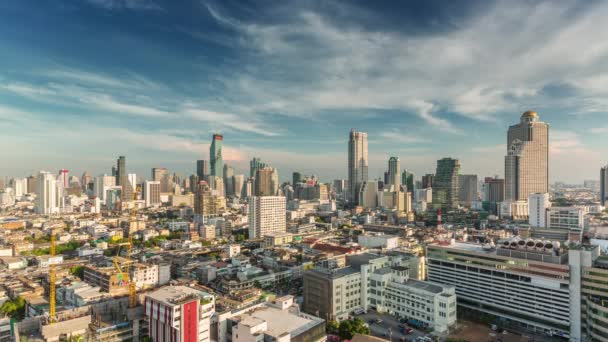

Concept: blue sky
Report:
left=0, top=0, right=606, bottom=183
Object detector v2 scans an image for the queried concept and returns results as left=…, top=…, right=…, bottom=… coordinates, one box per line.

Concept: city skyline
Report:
left=1, top=1, right=607, bottom=182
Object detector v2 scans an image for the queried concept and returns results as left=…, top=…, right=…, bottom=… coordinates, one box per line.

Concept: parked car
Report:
left=375, top=319, right=383, bottom=324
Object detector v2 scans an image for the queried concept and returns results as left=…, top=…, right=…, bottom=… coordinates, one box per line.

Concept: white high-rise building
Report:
left=233, top=174, right=245, bottom=198
left=144, top=181, right=161, bottom=207
left=94, top=175, right=116, bottom=201
left=128, top=173, right=137, bottom=196
left=358, top=181, right=378, bottom=208
left=248, top=196, right=286, bottom=238
left=505, top=111, right=549, bottom=202
left=529, top=193, right=551, bottom=228
left=11, top=178, right=28, bottom=198
left=35, top=171, right=59, bottom=215
left=348, top=129, right=368, bottom=204
left=547, top=207, right=584, bottom=231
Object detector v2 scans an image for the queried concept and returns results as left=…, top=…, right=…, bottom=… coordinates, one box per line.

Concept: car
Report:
left=375, top=319, right=383, bottom=324
left=405, top=328, right=414, bottom=334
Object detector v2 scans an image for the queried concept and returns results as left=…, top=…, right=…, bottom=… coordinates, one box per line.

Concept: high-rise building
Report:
left=58, top=169, right=69, bottom=188
left=196, top=160, right=208, bottom=180
left=144, top=181, right=161, bottom=207
left=292, top=172, right=303, bottom=185
left=81, top=171, right=91, bottom=191
left=145, top=286, right=215, bottom=342
left=116, top=156, right=126, bottom=186
left=333, top=179, right=347, bottom=194
left=458, top=175, right=478, bottom=206
left=483, top=177, right=505, bottom=203
left=348, top=129, right=368, bottom=204
left=505, top=111, right=549, bottom=201
left=223, top=164, right=234, bottom=196
left=432, top=158, right=460, bottom=209
left=601, top=164, right=608, bottom=206
left=387, top=157, right=400, bottom=190
left=35, top=171, right=59, bottom=215
left=358, top=181, right=378, bottom=208
left=248, top=196, right=286, bottom=238
left=207, top=176, right=225, bottom=197
left=233, top=174, right=245, bottom=198
left=421, top=174, right=434, bottom=189
left=249, top=157, right=267, bottom=178
left=152, top=167, right=171, bottom=193
left=255, top=167, right=279, bottom=196
left=210, top=134, right=223, bottom=178
left=27, top=175, right=37, bottom=194
left=528, top=192, right=550, bottom=228
left=402, top=170, right=415, bottom=193
left=194, top=181, right=225, bottom=218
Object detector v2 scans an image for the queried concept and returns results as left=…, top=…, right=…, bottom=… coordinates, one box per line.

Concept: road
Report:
left=356, top=311, right=430, bottom=342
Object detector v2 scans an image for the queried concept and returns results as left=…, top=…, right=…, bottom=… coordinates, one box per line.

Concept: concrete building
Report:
left=547, top=207, right=584, bottom=231
left=223, top=164, right=234, bottom=196
left=348, top=129, right=368, bottom=204
left=357, top=233, right=399, bottom=250
left=427, top=239, right=605, bottom=340
left=35, top=171, right=59, bottom=215
left=529, top=193, right=550, bottom=228
left=210, top=134, right=224, bottom=178
left=458, top=175, right=478, bottom=207
left=255, top=167, right=279, bottom=196
left=248, top=196, right=286, bottom=238
left=233, top=174, right=245, bottom=199
left=94, top=174, right=115, bottom=202
left=358, top=181, right=378, bottom=209
left=505, top=111, right=549, bottom=201
left=144, top=181, right=161, bottom=207
left=197, top=160, right=208, bottom=180
left=432, top=158, right=460, bottom=209
left=601, top=164, right=608, bottom=206
left=483, top=177, right=505, bottom=203
left=145, top=286, right=215, bottom=342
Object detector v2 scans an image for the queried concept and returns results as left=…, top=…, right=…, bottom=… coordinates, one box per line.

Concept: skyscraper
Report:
left=250, top=157, right=266, bottom=178
left=458, top=174, right=478, bottom=206
left=116, top=156, right=126, bottom=186
left=402, top=170, right=415, bottom=193
left=422, top=174, right=434, bottom=189
left=483, top=177, right=505, bottom=203
left=601, top=165, right=608, bottom=206
left=248, top=196, right=286, bottom=238
left=432, top=158, right=460, bottom=209
left=144, top=181, right=161, bottom=207
left=255, top=167, right=279, bottom=196
left=387, top=157, right=400, bottom=190
left=196, top=160, right=208, bottom=180
left=35, top=171, right=59, bottom=215
left=223, top=164, right=234, bottom=196
left=292, top=172, right=303, bottom=185
left=348, top=129, right=368, bottom=204
left=152, top=167, right=171, bottom=193
left=528, top=192, right=550, bottom=228
left=233, top=174, right=245, bottom=198
left=505, top=111, right=549, bottom=202
left=210, top=134, right=223, bottom=178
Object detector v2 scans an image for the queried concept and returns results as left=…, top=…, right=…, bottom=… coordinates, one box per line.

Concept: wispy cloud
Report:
left=86, top=0, right=162, bottom=11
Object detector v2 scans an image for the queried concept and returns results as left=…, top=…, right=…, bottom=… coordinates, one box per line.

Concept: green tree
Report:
left=338, top=318, right=370, bottom=340
left=70, top=265, right=85, bottom=279
left=326, top=320, right=339, bottom=334
left=0, top=296, right=26, bottom=319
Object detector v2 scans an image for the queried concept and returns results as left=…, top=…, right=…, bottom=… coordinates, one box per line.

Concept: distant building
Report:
left=223, top=164, right=235, bottom=196
left=292, top=172, right=303, bottom=186
left=483, top=177, right=505, bottom=203
left=197, top=160, right=208, bottom=180
left=35, top=171, right=59, bottom=215
left=249, top=157, right=267, bottom=178
left=348, top=129, right=368, bottom=204
left=529, top=193, right=550, bottom=228
left=458, top=174, right=478, bottom=206
left=432, top=158, right=460, bottom=209
left=402, top=170, right=415, bottom=193
left=358, top=181, right=378, bottom=208
left=255, top=167, right=279, bottom=196
left=421, top=174, right=434, bottom=189
left=505, top=111, right=549, bottom=201
left=601, top=164, right=608, bottom=206
left=210, top=134, right=224, bottom=178
left=144, top=181, right=161, bottom=207
left=248, top=196, right=286, bottom=238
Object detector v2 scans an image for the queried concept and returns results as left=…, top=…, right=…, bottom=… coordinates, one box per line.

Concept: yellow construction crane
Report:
left=49, top=234, right=56, bottom=324
left=112, top=189, right=139, bottom=308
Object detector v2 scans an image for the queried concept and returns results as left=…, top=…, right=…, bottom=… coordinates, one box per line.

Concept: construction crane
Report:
left=112, top=189, right=139, bottom=308
left=49, top=234, right=56, bottom=324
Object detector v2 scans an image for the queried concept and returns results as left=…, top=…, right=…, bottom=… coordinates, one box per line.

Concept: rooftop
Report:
left=147, top=286, right=211, bottom=306
left=234, top=305, right=322, bottom=338
left=404, top=279, right=444, bottom=294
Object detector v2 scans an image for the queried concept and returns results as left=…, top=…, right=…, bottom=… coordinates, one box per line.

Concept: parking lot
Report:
left=356, top=311, right=432, bottom=342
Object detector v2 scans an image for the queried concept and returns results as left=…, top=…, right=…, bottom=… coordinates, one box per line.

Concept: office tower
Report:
left=255, top=167, right=279, bottom=196
left=505, top=111, right=549, bottom=201
left=402, top=170, right=415, bottom=193
left=27, top=175, right=36, bottom=194
left=210, top=134, right=223, bottom=178
left=35, top=171, right=59, bottom=215
left=194, top=181, right=225, bottom=217
left=248, top=196, right=286, bottom=238
left=483, top=177, right=505, bottom=203
left=207, top=176, right=225, bottom=197
left=601, top=164, right=608, bottom=206
left=81, top=171, right=91, bottom=191
left=383, top=171, right=390, bottom=187
left=94, top=175, right=116, bottom=201
left=333, top=179, right=346, bottom=194
left=196, top=160, right=208, bottom=180
left=145, top=286, right=214, bottom=342
left=111, top=166, right=117, bottom=177
left=188, top=174, right=199, bottom=193
left=432, top=158, right=460, bottom=209
left=144, top=181, right=161, bottom=207
left=233, top=174, right=245, bottom=198
left=116, top=156, right=126, bottom=186
left=250, top=157, right=267, bottom=178
left=458, top=175, right=478, bottom=206
left=422, top=174, right=434, bottom=189
left=292, top=172, right=303, bottom=185
left=358, top=181, right=378, bottom=208
left=243, top=178, right=253, bottom=198
left=223, top=164, right=234, bottom=196
left=528, top=192, right=550, bottom=228
left=387, top=157, right=400, bottom=190
left=128, top=173, right=137, bottom=192
left=348, top=129, right=368, bottom=204
left=57, top=169, right=68, bottom=189
left=152, top=167, right=171, bottom=193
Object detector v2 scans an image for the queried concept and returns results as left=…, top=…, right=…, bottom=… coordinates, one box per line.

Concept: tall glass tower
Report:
left=432, top=158, right=460, bottom=209
left=348, top=129, right=368, bottom=204
left=210, top=134, right=223, bottom=178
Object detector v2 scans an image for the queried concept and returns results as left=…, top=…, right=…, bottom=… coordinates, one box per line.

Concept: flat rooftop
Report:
left=404, top=279, right=444, bottom=294
left=235, top=306, right=321, bottom=338
left=147, top=286, right=210, bottom=306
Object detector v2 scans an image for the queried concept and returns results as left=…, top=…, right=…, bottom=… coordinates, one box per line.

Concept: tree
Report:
left=0, top=296, right=26, bottom=319
left=326, top=320, right=339, bottom=334
left=338, top=318, right=370, bottom=340
left=70, top=265, right=85, bottom=279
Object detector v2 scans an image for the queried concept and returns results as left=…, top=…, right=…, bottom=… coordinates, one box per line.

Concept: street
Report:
left=356, top=311, right=430, bottom=342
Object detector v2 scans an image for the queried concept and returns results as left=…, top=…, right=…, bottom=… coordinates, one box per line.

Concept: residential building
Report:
left=144, top=181, right=161, bottom=207
left=197, top=160, right=208, bottom=180
left=348, top=129, right=368, bottom=204
left=210, top=134, right=223, bottom=178
left=421, top=174, right=434, bottom=189
left=255, top=167, right=279, bottom=196
left=529, top=193, right=551, bottom=228
left=358, top=181, right=378, bottom=208
left=250, top=157, right=267, bottom=178
left=223, top=164, right=234, bottom=196
left=505, top=111, right=549, bottom=201
left=233, top=174, right=245, bottom=199
left=35, top=171, right=59, bottom=215
left=458, top=175, right=478, bottom=207
left=145, top=286, right=215, bottom=342
left=432, top=158, right=460, bottom=209
left=248, top=196, right=286, bottom=238
left=547, top=207, right=584, bottom=231
left=483, top=177, right=505, bottom=203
